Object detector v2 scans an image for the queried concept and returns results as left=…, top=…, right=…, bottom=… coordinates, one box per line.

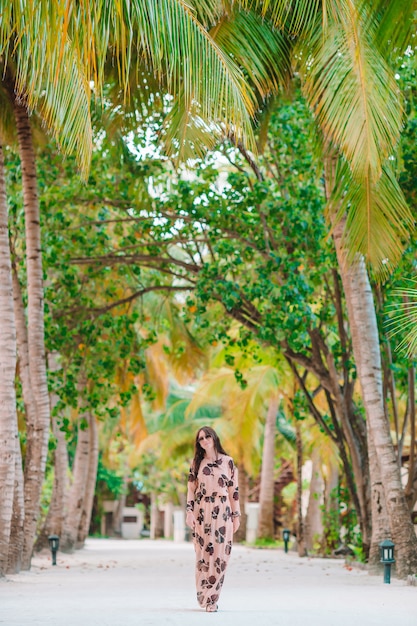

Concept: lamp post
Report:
left=379, top=539, right=395, bottom=584
left=48, top=534, right=60, bottom=566
left=282, top=528, right=291, bottom=553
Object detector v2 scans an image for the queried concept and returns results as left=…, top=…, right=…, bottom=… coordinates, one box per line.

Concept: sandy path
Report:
left=0, top=539, right=415, bottom=626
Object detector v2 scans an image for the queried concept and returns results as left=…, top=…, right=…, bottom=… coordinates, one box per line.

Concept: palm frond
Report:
left=277, top=408, right=296, bottom=443
left=386, top=286, right=417, bottom=357
left=0, top=6, right=92, bottom=175
left=248, top=0, right=321, bottom=35
left=22, top=42, right=92, bottom=177
left=328, top=159, right=414, bottom=275
left=301, top=3, right=403, bottom=183
left=0, top=87, right=16, bottom=144
left=371, top=0, right=415, bottom=56
left=186, top=368, right=234, bottom=416
left=162, top=94, right=218, bottom=162
left=213, top=9, right=292, bottom=99
left=187, top=0, right=226, bottom=27
left=1, top=0, right=257, bottom=168
left=144, top=341, right=170, bottom=410
left=132, top=0, right=257, bottom=150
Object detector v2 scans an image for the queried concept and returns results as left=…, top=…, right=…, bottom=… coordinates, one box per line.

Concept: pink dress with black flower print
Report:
left=187, top=455, right=240, bottom=609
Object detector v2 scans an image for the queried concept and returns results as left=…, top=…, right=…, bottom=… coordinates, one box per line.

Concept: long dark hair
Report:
left=191, top=426, right=228, bottom=476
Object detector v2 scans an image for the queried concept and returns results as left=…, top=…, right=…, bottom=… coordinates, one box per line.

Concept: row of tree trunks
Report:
left=37, top=400, right=99, bottom=553
left=13, top=94, right=52, bottom=570
left=0, top=143, right=19, bottom=577
left=9, top=91, right=99, bottom=567
left=324, top=356, right=372, bottom=555
left=285, top=340, right=372, bottom=555
left=0, top=81, right=53, bottom=572
left=35, top=354, right=69, bottom=551
left=60, top=379, right=99, bottom=553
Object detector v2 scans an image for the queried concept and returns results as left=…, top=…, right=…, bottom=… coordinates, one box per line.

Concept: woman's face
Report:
left=197, top=429, right=215, bottom=455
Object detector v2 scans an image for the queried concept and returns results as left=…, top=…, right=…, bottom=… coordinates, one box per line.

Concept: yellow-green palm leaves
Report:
left=0, top=3, right=92, bottom=174
left=300, top=0, right=414, bottom=273
left=249, top=0, right=416, bottom=273
left=187, top=363, right=292, bottom=476
left=0, top=0, right=259, bottom=170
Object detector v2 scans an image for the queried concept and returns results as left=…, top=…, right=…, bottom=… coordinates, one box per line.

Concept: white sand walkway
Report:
left=1, top=538, right=415, bottom=626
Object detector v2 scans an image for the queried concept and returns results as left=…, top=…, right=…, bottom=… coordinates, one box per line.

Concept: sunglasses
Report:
left=198, top=434, right=212, bottom=442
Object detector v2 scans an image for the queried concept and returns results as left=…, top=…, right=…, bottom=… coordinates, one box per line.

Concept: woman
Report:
left=186, top=426, right=240, bottom=612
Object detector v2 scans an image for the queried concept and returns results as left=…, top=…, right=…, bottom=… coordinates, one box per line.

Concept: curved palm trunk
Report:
left=257, top=395, right=278, bottom=539
left=77, top=412, right=99, bottom=547
left=12, top=95, right=51, bottom=569
left=332, top=220, right=417, bottom=577
left=0, top=143, right=19, bottom=577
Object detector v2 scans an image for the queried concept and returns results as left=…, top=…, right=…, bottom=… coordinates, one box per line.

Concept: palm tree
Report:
left=0, top=143, right=19, bottom=577
left=235, top=0, right=417, bottom=575
left=325, top=150, right=417, bottom=575
left=1, top=1, right=260, bottom=166
left=0, top=20, right=93, bottom=568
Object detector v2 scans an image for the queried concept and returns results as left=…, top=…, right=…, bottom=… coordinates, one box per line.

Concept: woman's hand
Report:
left=186, top=511, right=196, bottom=530
left=232, top=515, right=240, bottom=534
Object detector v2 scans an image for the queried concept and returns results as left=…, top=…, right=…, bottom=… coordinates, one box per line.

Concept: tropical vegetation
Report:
left=0, top=0, right=417, bottom=581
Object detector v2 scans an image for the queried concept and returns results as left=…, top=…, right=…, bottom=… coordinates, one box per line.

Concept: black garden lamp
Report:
left=282, top=528, right=291, bottom=554
left=379, top=539, right=395, bottom=584
left=48, top=534, right=60, bottom=566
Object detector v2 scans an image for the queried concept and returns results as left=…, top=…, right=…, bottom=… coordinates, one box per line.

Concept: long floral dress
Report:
left=187, top=454, right=240, bottom=609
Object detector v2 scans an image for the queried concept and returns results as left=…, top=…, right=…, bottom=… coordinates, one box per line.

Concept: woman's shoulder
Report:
left=219, top=454, right=235, bottom=468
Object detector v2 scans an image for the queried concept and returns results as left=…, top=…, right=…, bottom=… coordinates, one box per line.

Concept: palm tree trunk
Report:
left=0, top=143, right=19, bottom=577
left=257, top=395, right=278, bottom=539
left=7, top=439, right=24, bottom=574
left=405, top=364, right=416, bottom=507
left=296, top=422, right=307, bottom=556
left=76, top=411, right=99, bottom=547
left=36, top=420, right=69, bottom=551
left=35, top=353, right=69, bottom=551
left=12, top=95, right=51, bottom=570
left=305, top=449, right=324, bottom=551
left=61, top=413, right=91, bottom=552
left=332, top=220, right=417, bottom=577
left=367, top=428, right=390, bottom=572
left=11, top=262, right=42, bottom=568
left=234, top=463, right=248, bottom=542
